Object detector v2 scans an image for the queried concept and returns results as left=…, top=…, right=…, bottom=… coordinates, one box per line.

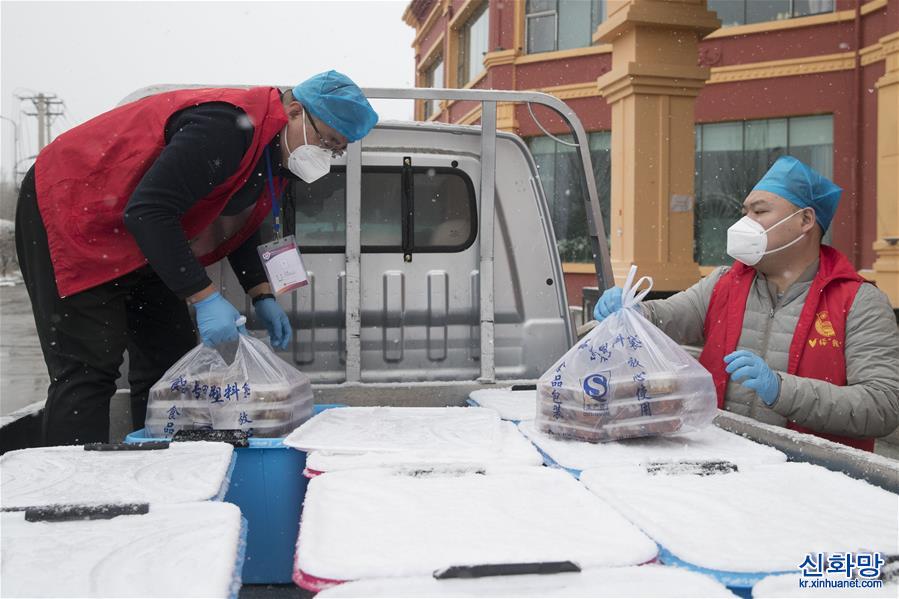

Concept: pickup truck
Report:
left=1, top=88, right=896, bottom=598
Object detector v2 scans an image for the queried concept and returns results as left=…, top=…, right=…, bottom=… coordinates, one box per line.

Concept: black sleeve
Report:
left=227, top=228, right=269, bottom=292
left=123, top=103, right=254, bottom=298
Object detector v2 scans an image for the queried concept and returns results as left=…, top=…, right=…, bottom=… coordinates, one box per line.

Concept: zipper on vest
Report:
left=760, top=302, right=777, bottom=360
left=751, top=285, right=778, bottom=419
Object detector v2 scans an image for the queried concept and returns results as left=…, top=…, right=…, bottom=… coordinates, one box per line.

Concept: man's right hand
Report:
left=593, top=287, right=623, bottom=322
left=193, top=291, right=245, bottom=346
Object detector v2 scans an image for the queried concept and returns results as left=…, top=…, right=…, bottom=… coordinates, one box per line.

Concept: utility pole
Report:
left=18, top=93, right=65, bottom=151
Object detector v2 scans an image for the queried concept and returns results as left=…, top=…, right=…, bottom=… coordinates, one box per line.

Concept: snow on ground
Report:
left=285, top=406, right=503, bottom=454
left=580, top=462, right=899, bottom=574
left=305, top=420, right=543, bottom=474
left=0, top=271, right=22, bottom=286
left=317, top=565, right=737, bottom=597
left=296, top=467, right=658, bottom=582
left=0, top=442, right=234, bottom=508
left=467, top=387, right=536, bottom=422
left=1, top=502, right=243, bottom=598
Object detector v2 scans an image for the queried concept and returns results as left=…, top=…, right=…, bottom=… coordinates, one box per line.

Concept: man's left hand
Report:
left=724, top=350, right=781, bottom=406
left=254, top=297, right=292, bottom=350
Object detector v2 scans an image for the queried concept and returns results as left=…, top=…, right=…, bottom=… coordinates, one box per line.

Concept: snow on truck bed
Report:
left=295, top=467, right=658, bottom=583
left=519, top=420, right=786, bottom=475
left=466, top=387, right=537, bottom=422
left=1, top=502, right=244, bottom=599
left=304, top=420, right=542, bottom=474
left=316, top=565, right=737, bottom=597
left=580, top=462, right=899, bottom=575
left=285, top=407, right=504, bottom=454
left=0, top=442, right=234, bottom=509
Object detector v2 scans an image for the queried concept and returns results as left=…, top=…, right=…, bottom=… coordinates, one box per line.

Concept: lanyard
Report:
left=263, top=146, right=282, bottom=239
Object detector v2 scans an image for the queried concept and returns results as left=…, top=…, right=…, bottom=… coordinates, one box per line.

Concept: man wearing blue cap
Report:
left=15, top=71, right=379, bottom=445
left=592, top=156, right=898, bottom=450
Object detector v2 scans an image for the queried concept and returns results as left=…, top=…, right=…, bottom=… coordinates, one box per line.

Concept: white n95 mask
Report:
left=284, top=110, right=332, bottom=183
left=726, top=209, right=809, bottom=266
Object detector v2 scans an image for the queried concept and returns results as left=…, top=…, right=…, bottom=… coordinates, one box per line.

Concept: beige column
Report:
left=873, top=31, right=899, bottom=308
left=595, top=0, right=719, bottom=290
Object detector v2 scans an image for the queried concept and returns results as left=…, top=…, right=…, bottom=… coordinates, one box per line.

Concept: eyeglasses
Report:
left=307, top=115, right=346, bottom=158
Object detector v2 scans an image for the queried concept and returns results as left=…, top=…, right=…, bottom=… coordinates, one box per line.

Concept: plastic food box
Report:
left=126, top=403, right=344, bottom=584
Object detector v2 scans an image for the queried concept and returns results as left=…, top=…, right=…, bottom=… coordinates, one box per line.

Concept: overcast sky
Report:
left=0, top=0, right=416, bottom=181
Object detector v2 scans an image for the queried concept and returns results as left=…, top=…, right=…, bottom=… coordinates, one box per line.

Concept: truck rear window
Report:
left=286, top=166, right=477, bottom=254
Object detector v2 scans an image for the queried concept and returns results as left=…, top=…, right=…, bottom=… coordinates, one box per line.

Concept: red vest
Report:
left=35, top=87, right=288, bottom=297
left=699, top=246, right=873, bottom=452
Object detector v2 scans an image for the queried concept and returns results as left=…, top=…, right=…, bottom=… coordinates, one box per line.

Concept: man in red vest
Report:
left=15, top=71, right=378, bottom=445
left=594, top=156, right=899, bottom=451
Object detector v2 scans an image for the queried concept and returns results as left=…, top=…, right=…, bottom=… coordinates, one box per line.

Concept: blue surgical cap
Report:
left=752, top=155, right=842, bottom=232
left=292, top=70, right=378, bottom=143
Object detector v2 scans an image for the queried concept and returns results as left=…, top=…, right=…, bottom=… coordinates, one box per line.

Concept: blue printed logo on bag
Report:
left=582, top=372, right=610, bottom=413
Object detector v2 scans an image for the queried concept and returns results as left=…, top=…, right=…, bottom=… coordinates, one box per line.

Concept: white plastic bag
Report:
left=536, top=266, right=716, bottom=443
left=145, top=334, right=313, bottom=438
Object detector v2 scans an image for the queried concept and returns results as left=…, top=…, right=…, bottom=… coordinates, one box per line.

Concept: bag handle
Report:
left=621, top=264, right=653, bottom=308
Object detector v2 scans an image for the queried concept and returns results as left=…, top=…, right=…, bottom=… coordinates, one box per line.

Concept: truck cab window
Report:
left=285, top=166, right=477, bottom=254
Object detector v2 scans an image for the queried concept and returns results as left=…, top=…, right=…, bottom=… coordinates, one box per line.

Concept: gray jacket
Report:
left=642, top=260, right=899, bottom=438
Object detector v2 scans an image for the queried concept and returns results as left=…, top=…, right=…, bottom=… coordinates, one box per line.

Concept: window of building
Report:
left=457, top=4, right=489, bottom=86
left=526, top=0, right=606, bottom=54
left=708, top=0, right=834, bottom=28
left=528, top=132, right=611, bottom=263
left=423, top=57, right=444, bottom=120
left=284, top=166, right=477, bottom=254
left=694, top=114, right=833, bottom=265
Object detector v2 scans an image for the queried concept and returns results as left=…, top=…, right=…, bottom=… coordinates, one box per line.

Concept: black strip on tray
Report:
left=510, top=384, right=537, bottom=391
left=434, top=561, right=581, bottom=579
left=646, top=460, right=739, bottom=476
left=84, top=441, right=170, bottom=451
left=172, top=429, right=250, bottom=447
left=24, top=503, right=150, bottom=522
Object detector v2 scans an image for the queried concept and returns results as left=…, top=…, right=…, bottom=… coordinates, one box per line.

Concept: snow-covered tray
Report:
left=0, top=502, right=245, bottom=598
left=580, top=463, right=899, bottom=588
left=466, top=387, right=536, bottom=422
left=284, top=407, right=503, bottom=454
left=304, top=421, right=542, bottom=476
left=753, top=572, right=898, bottom=597
left=294, top=467, right=658, bottom=591
left=316, top=564, right=736, bottom=597
left=0, top=442, right=235, bottom=509
left=519, top=421, right=785, bottom=477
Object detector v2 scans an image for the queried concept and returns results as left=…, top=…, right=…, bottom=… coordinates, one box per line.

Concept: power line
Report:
left=17, top=92, right=65, bottom=151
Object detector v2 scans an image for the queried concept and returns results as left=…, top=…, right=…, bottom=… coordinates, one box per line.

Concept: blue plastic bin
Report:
left=125, top=403, right=343, bottom=584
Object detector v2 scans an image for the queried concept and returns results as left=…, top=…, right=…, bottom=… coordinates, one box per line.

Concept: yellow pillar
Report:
left=873, top=31, right=899, bottom=308
left=595, top=0, right=719, bottom=290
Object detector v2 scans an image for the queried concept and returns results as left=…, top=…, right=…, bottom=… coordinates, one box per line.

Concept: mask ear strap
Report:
left=766, top=206, right=806, bottom=233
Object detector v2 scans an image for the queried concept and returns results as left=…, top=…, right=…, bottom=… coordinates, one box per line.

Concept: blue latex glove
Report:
left=724, top=350, right=781, bottom=406
left=593, top=287, right=623, bottom=322
left=255, top=297, right=292, bottom=350
left=193, top=292, right=246, bottom=346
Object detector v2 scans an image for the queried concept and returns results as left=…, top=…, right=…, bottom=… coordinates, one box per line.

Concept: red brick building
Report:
left=403, top=0, right=899, bottom=308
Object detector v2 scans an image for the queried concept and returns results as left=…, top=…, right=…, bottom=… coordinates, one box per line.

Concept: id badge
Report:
left=257, top=235, right=308, bottom=295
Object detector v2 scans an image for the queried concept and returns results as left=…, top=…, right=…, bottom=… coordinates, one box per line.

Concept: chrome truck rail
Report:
left=361, top=87, right=613, bottom=384
left=715, top=411, right=899, bottom=494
